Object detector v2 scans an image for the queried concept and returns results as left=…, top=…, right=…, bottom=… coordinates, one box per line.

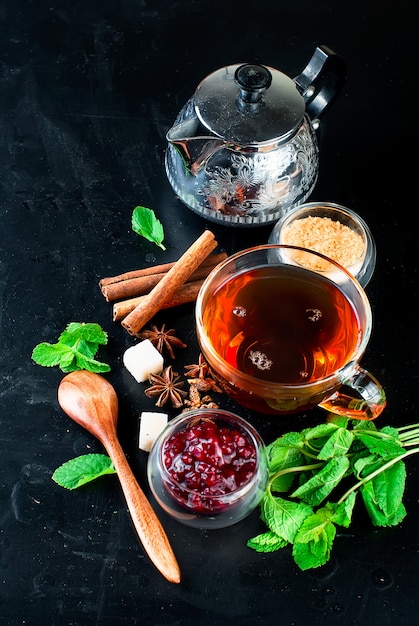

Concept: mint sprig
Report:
left=132, top=206, right=166, bottom=250
left=248, top=415, right=419, bottom=571
left=52, top=454, right=116, bottom=489
left=31, top=322, right=110, bottom=373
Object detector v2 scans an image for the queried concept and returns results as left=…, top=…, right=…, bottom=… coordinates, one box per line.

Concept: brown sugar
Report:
left=281, top=215, right=365, bottom=272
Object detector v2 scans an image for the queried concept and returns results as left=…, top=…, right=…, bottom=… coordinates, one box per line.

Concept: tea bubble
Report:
left=306, top=308, right=322, bottom=322
left=248, top=350, right=273, bottom=371
left=233, top=305, right=247, bottom=318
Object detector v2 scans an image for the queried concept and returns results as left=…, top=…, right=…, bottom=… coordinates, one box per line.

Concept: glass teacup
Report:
left=195, top=244, right=386, bottom=419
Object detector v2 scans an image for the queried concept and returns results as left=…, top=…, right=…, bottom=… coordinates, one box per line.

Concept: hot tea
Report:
left=196, top=244, right=385, bottom=418
left=201, top=264, right=361, bottom=385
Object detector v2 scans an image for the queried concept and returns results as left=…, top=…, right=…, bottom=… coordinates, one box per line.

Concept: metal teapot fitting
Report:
left=165, top=45, right=346, bottom=227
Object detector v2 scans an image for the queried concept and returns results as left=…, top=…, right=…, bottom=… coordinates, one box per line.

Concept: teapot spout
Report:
left=166, top=121, right=225, bottom=175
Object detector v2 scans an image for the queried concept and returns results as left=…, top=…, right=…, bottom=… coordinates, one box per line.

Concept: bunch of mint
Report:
left=248, top=414, right=419, bottom=570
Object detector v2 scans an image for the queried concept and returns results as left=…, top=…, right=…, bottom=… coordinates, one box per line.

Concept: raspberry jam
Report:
left=163, top=419, right=257, bottom=514
left=147, top=409, right=268, bottom=529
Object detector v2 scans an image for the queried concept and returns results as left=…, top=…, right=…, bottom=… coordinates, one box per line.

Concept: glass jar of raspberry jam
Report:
left=147, top=409, right=268, bottom=529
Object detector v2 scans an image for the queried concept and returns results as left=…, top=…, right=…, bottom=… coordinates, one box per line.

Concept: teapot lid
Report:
left=194, top=63, right=306, bottom=145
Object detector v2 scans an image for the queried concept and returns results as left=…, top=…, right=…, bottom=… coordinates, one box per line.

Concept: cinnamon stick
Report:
left=113, top=280, right=204, bottom=322
left=101, top=252, right=227, bottom=302
left=99, top=262, right=177, bottom=288
left=121, top=230, right=217, bottom=335
left=99, top=252, right=226, bottom=288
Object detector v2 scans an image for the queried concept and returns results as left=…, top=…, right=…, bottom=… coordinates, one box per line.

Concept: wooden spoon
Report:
left=57, top=370, right=181, bottom=584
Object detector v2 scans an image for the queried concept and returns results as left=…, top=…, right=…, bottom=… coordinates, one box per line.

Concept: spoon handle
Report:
left=104, top=434, right=181, bottom=584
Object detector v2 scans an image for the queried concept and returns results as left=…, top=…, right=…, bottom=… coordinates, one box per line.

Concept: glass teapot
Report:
left=165, top=45, right=346, bottom=227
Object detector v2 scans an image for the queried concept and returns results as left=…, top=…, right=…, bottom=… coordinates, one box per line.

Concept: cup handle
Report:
left=319, top=365, right=386, bottom=421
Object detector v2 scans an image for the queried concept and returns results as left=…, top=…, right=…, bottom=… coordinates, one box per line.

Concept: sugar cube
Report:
left=139, top=411, right=168, bottom=452
left=123, top=339, right=164, bottom=383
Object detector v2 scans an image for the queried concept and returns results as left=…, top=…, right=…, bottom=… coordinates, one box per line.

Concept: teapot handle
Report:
left=294, top=45, right=346, bottom=120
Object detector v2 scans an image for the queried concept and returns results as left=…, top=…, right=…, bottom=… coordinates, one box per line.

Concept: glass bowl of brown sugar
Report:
left=268, top=202, right=376, bottom=287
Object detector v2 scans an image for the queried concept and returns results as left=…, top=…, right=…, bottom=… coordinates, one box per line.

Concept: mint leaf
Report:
left=351, top=419, right=378, bottom=433
left=317, top=427, right=354, bottom=460
left=60, top=322, right=108, bottom=345
left=60, top=348, right=79, bottom=372
left=301, top=422, right=340, bottom=442
left=353, top=453, right=382, bottom=478
left=132, top=206, right=166, bottom=250
left=266, top=432, right=306, bottom=461
left=355, top=432, right=403, bottom=458
left=247, top=531, right=288, bottom=553
left=269, top=448, right=305, bottom=493
left=326, top=414, right=349, bottom=428
left=31, top=342, right=72, bottom=368
left=32, top=322, right=110, bottom=373
left=261, top=493, right=312, bottom=544
left=380, top=425, right=400, bottom=439
left=267, top=431, right=305, bottom=452
left=266, top=439, right=305, bottom=493
left=73, top=352, right=111, bottom=374
left=361, top=496, right=407, bottom=526
left=325, top=494, right=356, bottom=527
left=293, top=516, right=336, bottom=570
left=360, top=459, right=407, bottom=525
left=291, top=456, right=350, bottom=506
left=52, top=454, right=116, bottom=490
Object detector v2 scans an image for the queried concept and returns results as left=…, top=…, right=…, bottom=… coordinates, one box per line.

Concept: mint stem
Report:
left=338, top=447, right=419, bottom=504
left=396, top=423, right=419, bottom=432
left=269, top=462, right=324, bottom=489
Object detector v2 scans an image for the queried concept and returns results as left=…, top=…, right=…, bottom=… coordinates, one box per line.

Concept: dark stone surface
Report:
left=0, top=1, right=417, bottom=624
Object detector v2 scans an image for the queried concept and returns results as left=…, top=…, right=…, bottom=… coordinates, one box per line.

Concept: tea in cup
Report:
left=195, top=245, right=386, bottom=419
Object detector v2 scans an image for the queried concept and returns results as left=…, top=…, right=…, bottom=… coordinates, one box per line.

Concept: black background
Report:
left=1, top=1, right=417, bottom=624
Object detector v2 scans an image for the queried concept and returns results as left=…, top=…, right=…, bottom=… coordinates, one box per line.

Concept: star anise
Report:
left=184, top=354, right=223, bottom=393
left=138, top=324, right=187, bottom=359
left=145, top=365, right=187, bottom=408
left=184, top=353, right=210, bottom=379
